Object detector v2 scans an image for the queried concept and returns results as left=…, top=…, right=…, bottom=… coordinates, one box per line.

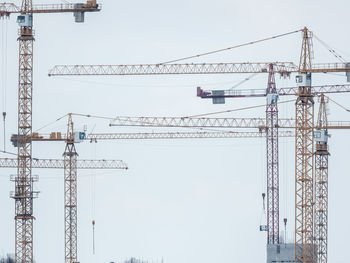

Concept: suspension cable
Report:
left=33, top=114, right=68, bottom=133
left=1, top=18, right=8, bottom=151
left=187, top=99, right=295, bottom=118
left=313, top=33, right=347, bottom=63
left=325, top=95, right=350, bottom=112
left=159, top=29, right=302, bottom=64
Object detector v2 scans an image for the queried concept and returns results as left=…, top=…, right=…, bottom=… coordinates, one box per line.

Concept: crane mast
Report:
left=0, top=2, right=101, bottom=262
left=315, top=94, right=329, bottom=263
left=295, top=27, right=315, bottom=263
left=196, top=64, right=282, bottom=245
left=13, top=1, right=35, bottom=263
left=266, top=64, right=280, bottom=244
left=63, top=115, right=78, bottom=263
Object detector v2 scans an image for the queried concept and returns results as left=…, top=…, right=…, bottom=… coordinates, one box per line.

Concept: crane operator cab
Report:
left=17, top=14, right=33, bottom=27
left=295, top=73, right=312, bottom=87
left=314, top=129, right=328, bottom=144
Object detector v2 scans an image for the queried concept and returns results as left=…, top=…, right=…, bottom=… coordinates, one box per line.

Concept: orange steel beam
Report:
left=295, top=27, right=315, bottom=263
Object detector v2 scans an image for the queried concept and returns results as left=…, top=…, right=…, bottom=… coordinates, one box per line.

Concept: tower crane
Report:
left=314, top=94, right=329, bottom=263
left=197, top=66, right=345, bottom=260
left=10, top=113, right=127, bottom=263
left=0, top=156, right=127, bottom=263
left=47, top=27, right=350, bottom=263
left=9, top=112, right=349, bottom=263
left=12, top=130, right=295, bottom=141
left=197, top=84, right=350, bottom=101
left=265, top=64, right=280, bottom=245
left=108, top=110, right=347, bottom=263
left=0, top=1, right=100, bottom=262
left=198, top=63, right=284, bottom=245
left=8, top=115, right=295, bottom=262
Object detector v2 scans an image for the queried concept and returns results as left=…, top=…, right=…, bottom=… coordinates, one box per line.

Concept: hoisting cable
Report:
left=259, top=193, right=267, bottom=231
left=325, top=95, right=350, bottom=112
left=2, top=112, right=5, bottom=152
left=159, top=29, right=302, bottom=64
left=90, top=142, right=97, bottom=255
left=283, top=218, right=288, bottom=244
left=0, top=150, right=18, bottom=156
left=228, top=73, right=259, bottom=91
left=33, top=114, right=68, bottom=133
left=313, top=33, right=347, bottom=63
left=1, top=17, right=8, bottom=152
left=187, top=98, right=295, bottom=118
left=92, top=220, right=96, bottom=254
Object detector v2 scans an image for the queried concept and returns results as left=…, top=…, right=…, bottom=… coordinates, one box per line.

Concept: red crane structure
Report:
left=265, top=65, right=280, bottom=245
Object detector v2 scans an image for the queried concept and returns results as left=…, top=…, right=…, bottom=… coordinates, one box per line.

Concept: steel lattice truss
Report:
left=315, top=95, right=329, bottom=263
left=86, top=131, right=294, bottom=141
left=64, top=143, right=78, bottom=263
left=198, top=84, right=350, bottom=99
left=48, top=62, right=298, bottom=76
left=48, top=62, right=350, bottom=76
left=110, top=116, right=350, bottom=130
left=13, top=131, right=294, bottom=142
left=0, top=3, right=19, bottom=17
left=0, top=158, right=128, bottom=169
left=315, top=146, right=328, bottom=263
left=295, top=87, right=315, bottom=263
left=266, top=65, right=280, bottom=244
left=14, top=20, right=35, bottom=263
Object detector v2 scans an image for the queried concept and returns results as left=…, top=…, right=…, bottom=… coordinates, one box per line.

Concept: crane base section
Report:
left=267, top=243, right=318, bottom=263
left=267, top=243, right=295, bottom=263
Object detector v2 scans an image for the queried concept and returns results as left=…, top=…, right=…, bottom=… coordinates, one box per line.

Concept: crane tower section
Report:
left=295, top=27, right=315, bottom=263
left=315, top=95, right=329, bottom=263
left=12, top=1, right=36, bottom=263
left=266, top=64, right=280, bottom=244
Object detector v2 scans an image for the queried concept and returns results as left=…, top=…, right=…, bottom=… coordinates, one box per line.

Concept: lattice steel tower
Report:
left=63, top=115, right=78, bottom=263
left=12, top=1, right=36, bottom=263
left=295, top=27, right=315, bottom=263
left=315, top=94, right=329, bottom=263
left=2, top=2, right=101, bottom=262
left=266, top=64, right=280, bottom=244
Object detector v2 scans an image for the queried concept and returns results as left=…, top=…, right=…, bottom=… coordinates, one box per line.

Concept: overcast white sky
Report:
left=1, top=0, right=350, bottom=262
